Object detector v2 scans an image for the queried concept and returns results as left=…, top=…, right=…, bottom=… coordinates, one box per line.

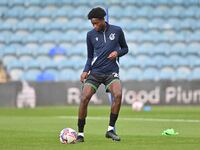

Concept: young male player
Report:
left=76, top=7, right=128, bottom=142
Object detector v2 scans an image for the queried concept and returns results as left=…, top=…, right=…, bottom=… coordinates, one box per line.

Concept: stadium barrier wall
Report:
left=0, top=80, right=200, bottom=107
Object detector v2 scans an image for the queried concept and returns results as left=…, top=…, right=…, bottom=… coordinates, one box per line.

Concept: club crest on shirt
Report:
left=109, top=33, right=115, bottom=40
left=95, top=37, right=98, bottom=41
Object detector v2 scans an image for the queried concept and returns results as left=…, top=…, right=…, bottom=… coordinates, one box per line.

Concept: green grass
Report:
left=0, top=106, right=200, bottom=150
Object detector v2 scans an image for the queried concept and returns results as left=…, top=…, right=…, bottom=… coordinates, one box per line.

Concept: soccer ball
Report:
left=59, top=128, right=77, bottom=144
left=132, top=101, right=144, bottom=111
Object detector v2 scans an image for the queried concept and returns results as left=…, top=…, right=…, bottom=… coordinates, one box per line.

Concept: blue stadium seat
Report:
left=6, top=60, right=24, bottom=71
left=136, top=55, right=151, bottom=68
left=24, top=6, right=41, bottom=18
left=187, top=42, right=200, bottom=55
left=154, top=43, right=171, bottom=55
left=138, top=43, right=154, bottom=55
left=109, top=6, right=123, bottom=18
left=149, top=18, right=165, bottom=30
left=36, top=72, right=56, bottom=82
left=22, top=69, right=41, bottom=81
left=70, top=6, right=88, bottom=17
left=171, top=42, right=187, bottom=55
left=44, top=68, right=59, bottom=81
left=180, top=18, right=196, bottom=29
left=120, top=67, right=142, bottom=81
left=3, top=46, right=17, bottom=56
left=159, top=67, right=176, bottom=80
left=9, top=69, right=24, bottom=81
left=128, top=67, right=143, bottom=81
left=16, top=18, right=35, bottom=30
left=2, top=55, right=18, bottom=66
left=187, top=55, right=200, bottom=68
left=59, top=69, right=79, bottom=81
left=41, top=61, right=58, bottom=70
left=57, top=60, right=73, bottom=70
left=175, top=67, right=191, bottom=80
left=153, top=55, right=167, bottom=68
left=190, top=68, right=200, bottom=80
left=167, top=18, right=181, bottom=31
left=24, top=60, right=41, bottom=70
left=120, top=55, right=139, bottom=68
left=17, top=47, right=34, bottom=57
left=167, top=55, right=188, bottom=68
left=52, top=5, right=73, bottom=18
left=68, top=43, right=87, bottom=56
left=168, top=6, right=185, bottom=18
left=127, top=43, right=139, bottom=55
left=141, top=67, right=159, bottom=80
left=69, top=56, right=85, bottom=69
left=19, top=55, right=34, bottom=63
left=123, top=5, right=137, bottom=18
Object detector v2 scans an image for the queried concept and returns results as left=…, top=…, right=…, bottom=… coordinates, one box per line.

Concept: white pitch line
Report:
left=57, top=116, right=200, bottom=123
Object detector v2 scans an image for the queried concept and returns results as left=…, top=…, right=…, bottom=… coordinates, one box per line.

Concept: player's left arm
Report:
left=108, top=28, right=128, bottom=60
left=117, top=28, right=129, bottom=57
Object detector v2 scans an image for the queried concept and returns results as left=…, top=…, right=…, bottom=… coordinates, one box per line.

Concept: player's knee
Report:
left=113, top=91, right=122, bottom=101
left=81, top=93, right=91, bottom=105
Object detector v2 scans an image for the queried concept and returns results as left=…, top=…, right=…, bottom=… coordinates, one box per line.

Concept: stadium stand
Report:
left=0, top=0, right=200, bottom=81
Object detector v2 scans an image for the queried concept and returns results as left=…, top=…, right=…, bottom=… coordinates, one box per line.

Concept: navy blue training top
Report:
left=83, top=23, right=128, bottom=74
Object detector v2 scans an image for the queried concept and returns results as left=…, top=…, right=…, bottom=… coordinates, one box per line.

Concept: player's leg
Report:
left=77, top=84, right=95, bottom=142
left=107, top=92, right=116, bottom=132
left=109, top=81, right=122, bottom=114
left=105, top=80, right=122, bottom=141
left=77, top=73, right=100, bottom=142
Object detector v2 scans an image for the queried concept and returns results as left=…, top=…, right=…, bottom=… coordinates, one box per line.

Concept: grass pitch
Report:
left=0, top=106, right=200, bottom=150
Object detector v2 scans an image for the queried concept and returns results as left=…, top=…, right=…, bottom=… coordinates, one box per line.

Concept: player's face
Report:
left=91, top=18, right=105, bottom=32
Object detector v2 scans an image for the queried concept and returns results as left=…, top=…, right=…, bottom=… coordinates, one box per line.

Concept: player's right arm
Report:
left=80, top=32, right=94, bottom=83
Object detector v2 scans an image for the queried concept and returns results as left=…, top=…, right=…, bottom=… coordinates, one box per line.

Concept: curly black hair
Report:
left=87, top=7, right=106, bottom=20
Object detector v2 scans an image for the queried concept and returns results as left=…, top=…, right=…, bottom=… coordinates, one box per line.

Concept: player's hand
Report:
left=80, top=72, right=88, bottom=83
left=108, top=51, right=118, bottom=60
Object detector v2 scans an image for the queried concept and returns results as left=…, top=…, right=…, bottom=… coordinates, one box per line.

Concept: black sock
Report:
left=109, top=113, right=118, bottom=127
left=78, top=118, right=85, bottom=133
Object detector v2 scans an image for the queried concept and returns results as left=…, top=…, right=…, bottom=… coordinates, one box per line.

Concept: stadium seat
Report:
left=175, top=67, right=191, bottom=80
left=59, top=69, right=79, bottom=81
left=6, top=60, right=24, bottom=71
left=138, top=43, right=154, bottom=55
left=159, top=67, right=176, bottom=80
left=19, top=55, right=34, bottom=63
left=69, top=56, right=85, bottom=69
left=24, top=60, right=41, bottom=70
left=9, top=69, right=24, bottom=81
left=187, top=42, right=200, bottom=55
left=154, top=43, right=171, bottom=55
left=109, top=6, right=123, bottom=18
left=37, top=72, right=56, bottom=82
left=141, top=67, right=159, bottom=81
left=2, top=55, right=18, bottom=66
left=127, top=67, right=143, bottom=81
left=120, top=55, right=139, bottom=69
left=170, top=42, right=186, bottom=55
left=22, top=69, right=41, bottom=81
left=190, top=68, right=200, bottom=80
left=187, top=55, right=200, bottom=68
left=41, top=61, right=58, bottom=70
left=167, top=55, right=188, bottom=68
left=44, top=68, right=59, bottom=81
